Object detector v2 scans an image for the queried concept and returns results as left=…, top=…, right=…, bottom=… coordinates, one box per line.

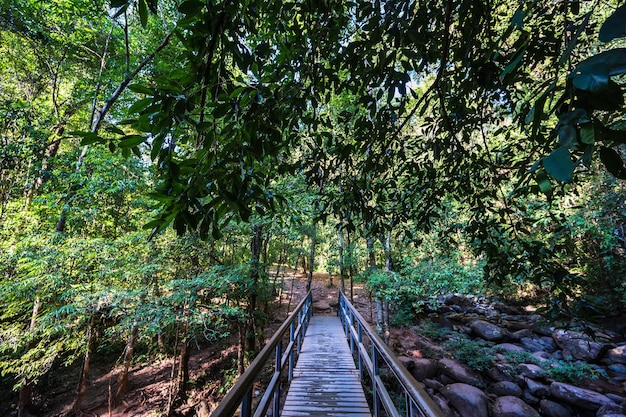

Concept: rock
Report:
left=496, top=343, right=527, bottom=353
left=518, top=363, right=545, bottom=379
left=532, top=351, right=553, bottom=362
left=470, top=320, right=505, bottom=341
left=553, top=329, right=604, bottom=361
left=609, top=364, right=626, bottom=374
left=423, top=378, right=444, bottom=391
left=312, top=300, right=331, bottom=311
left=487, top=363, right=515, bottom=382
left=520, top=337, right=549, bottom=352
left=550, top=381, right=615, bottom=411
left=609, top=346, right=626, bottom=365
left=440, top=383, right=489, bottom=417
left=539, top=399, right=573, bottom=417
left=438, top=358, right=483, bottom=386
left=431, top=394, right=455, bottom=417
left=491, top=396, right=540, bottom=417
left=445, top=294, right=474, bottom=307
left=511, top=329, right=533, bottom=341
left=540, top=336, right=557, bottom=352
left=490, top=381, right=523, bottom=397
left=409, top=358, right=438, bottom=381
left=597, top=403, right=626, bottom=416
left=606, top=393, right=626, bottom=404
left=525, top=378, right=550, bottom=397
left=522, top=389, right=540, bottom=405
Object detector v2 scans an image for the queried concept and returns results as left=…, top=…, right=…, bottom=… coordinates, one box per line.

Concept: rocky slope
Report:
left=392, top=294, right=626, bottom=417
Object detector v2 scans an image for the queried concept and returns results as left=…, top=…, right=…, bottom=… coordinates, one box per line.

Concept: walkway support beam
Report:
left=210, top=291, right=312, bottom=417
left=338, top=291, right=446, bottom=417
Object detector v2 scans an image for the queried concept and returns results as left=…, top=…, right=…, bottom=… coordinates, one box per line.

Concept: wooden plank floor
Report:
left=281, top=316, right=371, bottom=417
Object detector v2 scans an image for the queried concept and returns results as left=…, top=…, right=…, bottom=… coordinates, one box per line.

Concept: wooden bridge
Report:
left=210, top=291, right=444, bottom=417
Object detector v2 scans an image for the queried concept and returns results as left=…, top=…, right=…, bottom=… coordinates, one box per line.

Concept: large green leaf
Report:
left=544, top=147, right=575, bottom=183
left=570, top=49, right=626, bottom=92
left=599, top=4, right=626, bottom=43
left=599, top=147, right=626, bottom=179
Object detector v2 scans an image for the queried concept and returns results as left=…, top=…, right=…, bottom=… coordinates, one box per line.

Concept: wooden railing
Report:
left=338, top=291, right=445, bottom=417
left=210, top=291, right=312, bottom=417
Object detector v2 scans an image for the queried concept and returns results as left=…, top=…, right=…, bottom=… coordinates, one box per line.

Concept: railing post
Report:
left=241, top=388, right=253, bottom=417
left=297, top=310, right=303, bottom=354
left=349, top=310, right=355, bottom=354
left=358, top=322, right=363, bottom=382
left=289, top=322, right=295, bottom=381
left=372, top=344, right=381, bottom=417
left=273, top=341, right=282, bottom=417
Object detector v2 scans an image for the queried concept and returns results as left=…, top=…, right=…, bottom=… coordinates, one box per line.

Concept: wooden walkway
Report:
left=281, top=316, right=371, bottom=417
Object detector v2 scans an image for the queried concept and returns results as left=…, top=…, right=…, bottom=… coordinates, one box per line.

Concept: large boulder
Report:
left=539, top=399, right=573, bottom=417
left=490, top=381, right=523, bottom=397
left=400, top=357, right=438, bottom=381
left=550, top=381, right=615, bottom=411
left=525, top=378, right=550, bottom=398
left=491, top=396, right=540, bottom=417
left=609, top=345, right=626, bottom=365
left=470, top=320, right=505, bottom=341
left=438, top=358, right=482, bottom=386
left=552, top=329, right=604, bottom=361
left=440, top=383, right=489, bottom=417
left=518, top=363, right=545, bottom=379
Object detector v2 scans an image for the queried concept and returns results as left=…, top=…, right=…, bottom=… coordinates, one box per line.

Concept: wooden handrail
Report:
left=210, top=291, right=312, bottom=417
left=338, top=291, right=446, bottom=417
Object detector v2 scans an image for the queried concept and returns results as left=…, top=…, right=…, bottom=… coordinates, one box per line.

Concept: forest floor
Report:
left=5, top=269, right=370, bottom=417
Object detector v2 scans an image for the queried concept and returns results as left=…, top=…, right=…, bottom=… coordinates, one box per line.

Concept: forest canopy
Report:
left=1, top=0, right=626, bottom=415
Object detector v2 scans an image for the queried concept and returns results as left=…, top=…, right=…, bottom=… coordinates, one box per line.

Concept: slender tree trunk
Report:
left=176, top=340, right=190, bottom=402
left=237, top=322, right=245, bottom=375
left=17, top=298, right=40, bottom=417
left=306, top=222, right=316, bottom=292
left=246, top=223, right=263, bottom=354
left=338, top=217, right=345, bottom=293
left=347, top=229, right=355, bottom=302
left=72, top=313, right=98, bottom=415
left=383, top=227, right=392, bottom=343
left=116, top=322, right=138, bottom=399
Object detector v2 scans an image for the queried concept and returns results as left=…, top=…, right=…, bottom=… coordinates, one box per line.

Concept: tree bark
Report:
left=115, top=322, right=138, bottom=399
left=17, top=297, right=40, bottom=417
left=246, top=223, right=263, bottom=354
left=72, top=313, right=98, bottom=415
left=306, top=222, right=316, bottom=292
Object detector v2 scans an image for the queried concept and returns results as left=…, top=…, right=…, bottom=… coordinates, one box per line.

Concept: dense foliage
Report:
left=1, top=0, right=626, bottom=415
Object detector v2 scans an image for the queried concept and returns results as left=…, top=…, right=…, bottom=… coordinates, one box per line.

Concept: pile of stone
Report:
left=396, top=294, right=626, bottom=417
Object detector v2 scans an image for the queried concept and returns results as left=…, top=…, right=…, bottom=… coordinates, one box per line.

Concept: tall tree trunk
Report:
left=17, top=298, right=40, bottom=417
left=176, top=340, right=190, bottom=402
left=306, top=222, right=316, bottom=292
left=115, top=322, right=138, bottom=399
left=338, top=216, right=345, bottom=294
left=383, top=227, right=392, bottom=343
left=72, top=313, right=98, bottom=415
left=246, top=223, right=263, bottom=354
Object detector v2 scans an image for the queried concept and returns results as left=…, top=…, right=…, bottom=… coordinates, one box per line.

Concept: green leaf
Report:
left=572, top=62, right=609, bottom=92
left=570, top=49, right=626, bottom=92
left=599, top=4, right=626, bottom=43
left=78, top=133, right=105, bottom=146
left=119, top=135, right=145, bottom=148
left=580, top=124, right=595, bottom=145
left=138, top=0, right=148, bottom=27
left=599, top=147, right=626, bottom=179
left=544, top=147, right=574, bottom=183
left=178, top=0, right=204, bottom=15
left=128, top=84, right=154, bottom=95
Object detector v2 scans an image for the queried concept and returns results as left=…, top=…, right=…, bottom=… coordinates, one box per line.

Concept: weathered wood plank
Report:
left=282, top=316, right=371, bottom=417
